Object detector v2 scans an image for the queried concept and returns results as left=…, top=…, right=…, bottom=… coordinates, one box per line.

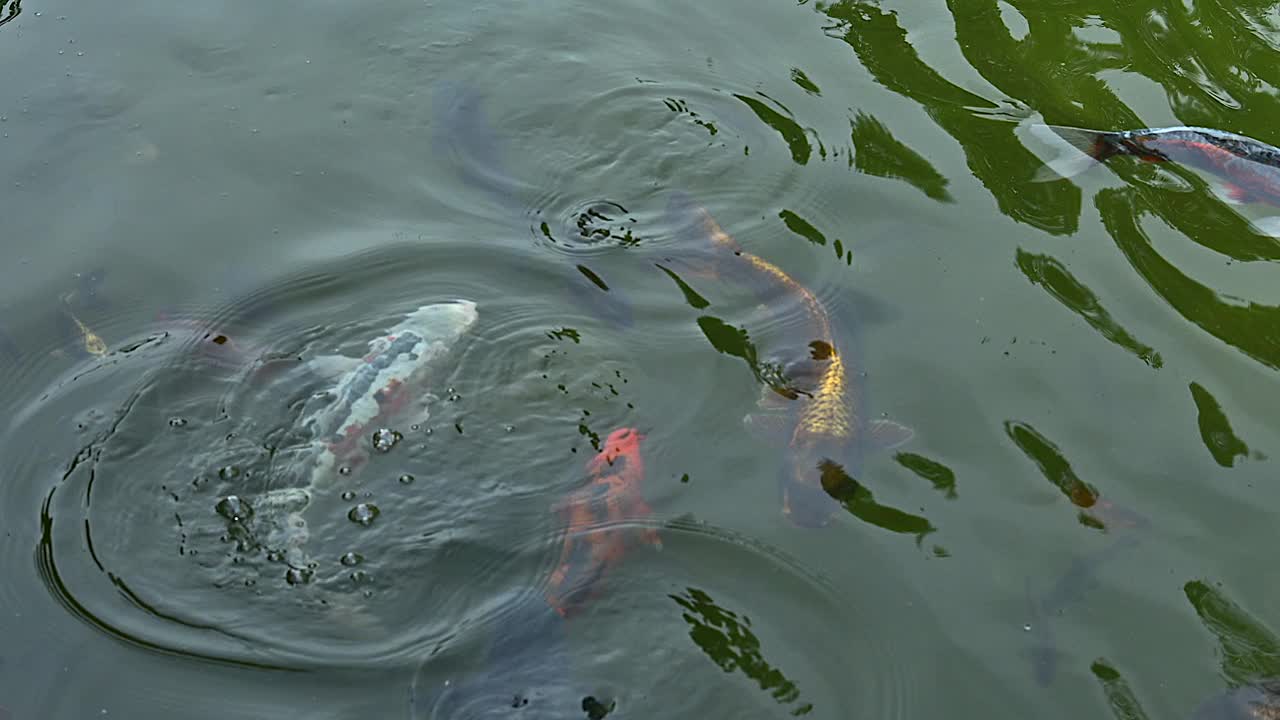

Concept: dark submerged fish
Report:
left=1031, top=124, right=1280, bottom=207
left=1023, top=499, right=1151, bottom=686
left=417, top=592, right=579, bottom=720
left=664, top=191, right=914, bottom=528
left=431, top=80, right=635, bottom=328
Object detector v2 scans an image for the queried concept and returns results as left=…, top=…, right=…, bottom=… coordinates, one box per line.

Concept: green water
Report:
left=1, top=0, right=1278, bottom=717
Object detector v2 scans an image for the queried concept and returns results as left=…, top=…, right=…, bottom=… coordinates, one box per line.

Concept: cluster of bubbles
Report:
left=210, top=425, right=416, bottom=589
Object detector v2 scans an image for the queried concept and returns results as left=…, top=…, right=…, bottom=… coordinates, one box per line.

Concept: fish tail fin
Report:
left=1027, top=124, right=1125, bottom=182
left=431, top=80, right=524, bottom=207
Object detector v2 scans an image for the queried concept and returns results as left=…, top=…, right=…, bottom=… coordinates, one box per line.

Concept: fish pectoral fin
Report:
left=1249, top=215, right=1280, bottom=237
left=867, top=419, right=915, bottom=451
left=743, top=411, right=792, bottom=448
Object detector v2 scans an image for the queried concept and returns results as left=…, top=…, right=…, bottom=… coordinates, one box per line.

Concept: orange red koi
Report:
left=544, top=427, right=660, bottom=618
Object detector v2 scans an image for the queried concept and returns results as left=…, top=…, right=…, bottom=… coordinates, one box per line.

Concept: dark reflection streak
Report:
left=893, top=452, right=958, bottom=499
left=655, top=264, right=711, bottom=309
left=818, top=459, right=936, bottom=540
left=1098, top=188, right=1280, bottom=372
left=36, top=490, right=297, bottom=672
left=669, top=587, right=813, bottom=715
left=1090, top=659, right=1152, bottom=720
left=84, top=518, right=103, bottom=573
left=576, top=265, right=611, bottom=292
left=733, top=94, right=812, bottom=165
left=849, top=112, right=954, bottom=202
left=1184, top=580, right=1280, bottom=687
left=0, top=0, right=19, bottom=28
left=1188, top=382, right=1250, bottom=468
left=817, top=0, right=1080, bottom=233
left=109, top=573, right=243, bottom=638
left=1014, top=249, right=1163, bottom=368
left=1004, top=420, right=1099, bottom=510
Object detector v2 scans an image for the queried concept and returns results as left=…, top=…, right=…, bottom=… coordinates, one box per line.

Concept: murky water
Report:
left=2, top=0, right=1280, bottom=718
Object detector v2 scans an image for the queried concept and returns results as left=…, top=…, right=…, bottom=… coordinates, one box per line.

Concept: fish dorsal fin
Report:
left=867, top=419, right=914, bottom=450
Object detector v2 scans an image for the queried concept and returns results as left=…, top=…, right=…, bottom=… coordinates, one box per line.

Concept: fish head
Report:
left=399, top=299, right=479, bottom=346
left=779, top=438, right=852, bottom=529
left=587, top=427, right=645, bottom=478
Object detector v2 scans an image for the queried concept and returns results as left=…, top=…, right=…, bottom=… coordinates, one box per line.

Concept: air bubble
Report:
left=219, top=465, right=240, bottom=480
left=338, top=466, right=352, bottom=476
left=340, top=551, right=363, bottom=566
left=341, top=491, right=356, bottom=501
left=169, top=417, right=188, bottom=428
left=214, top=495, right=253, bottom=522
left=285, top=567, right=314, bottom=585
left=398, top=474, right=414, bottom=485
left=350, top=570, right=371, bottom=584
left=348, top=503, right=380, bottom=526
left=372, top=428, right=402, bottom=452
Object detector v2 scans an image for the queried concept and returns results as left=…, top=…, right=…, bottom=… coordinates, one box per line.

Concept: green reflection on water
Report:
left=1185, top=580, right=1280, bottom=687
left=1188, top=382, right=1250, bottom=468
left=1091, top=659, right=1151, bottom=720
left=670, top=586, right=813, bottom=715
left=735, top=94, right=813, bottom=165
left=1014, top=249, right=1162, bottom=368
left=818, top=459, right=937, bottom=540
left=849, top=112, right=953, bottom=202
left=893, top=452, right=958, bottom=500
left=1004, top=420, right=1100, bottom=510
left=1099, top=188, right=1280, bottom=372
left=657, top=264, right=712, bottom=310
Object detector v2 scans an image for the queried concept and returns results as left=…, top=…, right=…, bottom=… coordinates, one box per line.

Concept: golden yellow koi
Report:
left=665, top=191, right=913, bottom=528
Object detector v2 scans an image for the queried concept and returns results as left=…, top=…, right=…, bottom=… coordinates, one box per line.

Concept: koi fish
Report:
left=545, top=426, right=660, bottom=618
left=664, top=191, right=914, bottom=528
left=1030, top=124, right=1280, bottom=208
left=242, top=300, right=478, bottom=571
left=412, top=429, right=651, bottom=718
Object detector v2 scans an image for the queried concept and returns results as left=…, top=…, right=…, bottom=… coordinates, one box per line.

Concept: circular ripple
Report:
left=26, top=240, right=649, bottom=670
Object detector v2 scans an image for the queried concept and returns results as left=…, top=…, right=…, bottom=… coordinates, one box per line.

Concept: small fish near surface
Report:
left=664, top=191, right=914, bottom=529
left=413, top=427, right=652, bottom=720
left=56, top=293, right=107, bottom=358
left=238, top=300, right=479, bottom=572
left=1029, top=123, right=1280, bottom=232
left=545, top=427, right=662, bottom=619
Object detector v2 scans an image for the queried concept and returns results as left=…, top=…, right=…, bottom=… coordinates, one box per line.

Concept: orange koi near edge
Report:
left=544, top=427, right=661, bottom=618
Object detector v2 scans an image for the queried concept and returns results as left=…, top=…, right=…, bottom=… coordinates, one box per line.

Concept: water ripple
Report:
left=18, top=241, right=659, bottom=670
